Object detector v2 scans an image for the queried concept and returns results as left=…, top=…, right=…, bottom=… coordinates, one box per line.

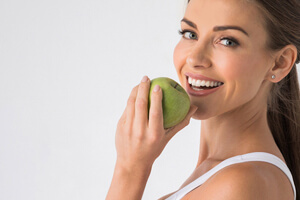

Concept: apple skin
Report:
left=148, top=77, right=191, bottom=128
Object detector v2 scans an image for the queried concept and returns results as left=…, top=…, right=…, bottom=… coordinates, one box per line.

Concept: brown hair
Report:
left=186, top=0, right=300, bottom=198
left=253, top=0, right=300, bottom=199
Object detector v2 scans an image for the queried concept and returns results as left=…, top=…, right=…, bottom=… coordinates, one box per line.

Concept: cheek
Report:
left=216, top=52, right=265, bottom=82
left=216, top=52, right=268, bottom=101
left=173, top=41, right=186, bottom=71
left=173, top=41, right=189, bottom=84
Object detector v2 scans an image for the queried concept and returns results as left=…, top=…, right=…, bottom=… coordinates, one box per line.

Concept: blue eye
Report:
left=219, top=38, right=239, bottom=47
left=178, top=30, right=197, bottom=40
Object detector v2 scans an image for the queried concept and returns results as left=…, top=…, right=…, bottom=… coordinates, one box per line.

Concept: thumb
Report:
left=165, top=105, right=198, bottom=140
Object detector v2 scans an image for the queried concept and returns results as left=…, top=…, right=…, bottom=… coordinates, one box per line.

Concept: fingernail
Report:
left=141, top=76, right=148, bottom=82
left=153, top=85, right=160, bottom=92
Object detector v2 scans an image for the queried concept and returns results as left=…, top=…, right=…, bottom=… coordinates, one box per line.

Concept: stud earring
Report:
left=271, top=75, right=276, bottom=79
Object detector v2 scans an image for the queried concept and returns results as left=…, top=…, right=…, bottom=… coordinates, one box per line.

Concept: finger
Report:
left=117, top=111, right=126, bottom=128
left=125, top=85, right=139, bottom=125
left=148, top=84, right=163, bottom=130
left=134, top=76, right=151, bottom=128
left=165, top=105, right=198, bottom=140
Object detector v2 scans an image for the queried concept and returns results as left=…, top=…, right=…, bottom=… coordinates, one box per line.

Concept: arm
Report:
left=106, top=76, right=197, bottom=200
left=106, top=162, right=151, bottom=200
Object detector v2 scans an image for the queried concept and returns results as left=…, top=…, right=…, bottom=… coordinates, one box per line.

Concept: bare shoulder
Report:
left=184, top=162, right=294, bottom=200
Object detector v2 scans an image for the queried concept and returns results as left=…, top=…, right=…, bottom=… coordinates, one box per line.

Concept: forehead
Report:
left=185, top=0, right=264, bottom=32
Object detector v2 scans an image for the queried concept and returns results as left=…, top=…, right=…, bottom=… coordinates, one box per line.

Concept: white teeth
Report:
left=192, top=79, right=197, bottom=86
left=192, top=87, right=203, bottom=91
left=200, top=80, right=206, bottom=87
left=205, top=81, right=210, bottom=87
left=188, top=77, right=192, bottom=84
left=188, top=76, right=223, bottom=88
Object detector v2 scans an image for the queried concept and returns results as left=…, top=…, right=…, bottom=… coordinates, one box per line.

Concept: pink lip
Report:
left=184, top=72, right=222, bottom=82
left=184, top=72, right=224, bottom=97
left=186, top=81, right=223, bottom=96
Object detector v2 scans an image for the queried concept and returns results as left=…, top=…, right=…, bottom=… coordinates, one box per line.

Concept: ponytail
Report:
left=267, top=65, right=300, bottom=199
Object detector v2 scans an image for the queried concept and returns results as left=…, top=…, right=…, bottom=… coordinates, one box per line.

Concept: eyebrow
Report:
left=181, top=18, right=249, bottom=37
left=181, top=18, right=197, bottom=29
left=213, top=26, right=249, bottom=36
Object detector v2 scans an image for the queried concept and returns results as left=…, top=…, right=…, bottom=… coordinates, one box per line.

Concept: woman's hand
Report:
left=106, top=76, right=197, bottom=200
left=116, top=76, right=197, bottom=171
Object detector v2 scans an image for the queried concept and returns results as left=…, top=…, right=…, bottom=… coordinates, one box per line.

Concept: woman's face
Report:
left=174, top=0, right=274, bottom=119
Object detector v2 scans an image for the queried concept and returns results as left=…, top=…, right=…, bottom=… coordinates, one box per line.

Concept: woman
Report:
left=106, top=0, right=300, bottom=199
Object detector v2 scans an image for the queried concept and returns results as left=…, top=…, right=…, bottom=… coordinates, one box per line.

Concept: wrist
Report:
left=115, top=160, right=152, bottom=179
left=106, top=161, right=152, bottom=200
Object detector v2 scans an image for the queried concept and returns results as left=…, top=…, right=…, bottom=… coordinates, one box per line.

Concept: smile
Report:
left=185, top=73, right=224, bottom=96
left=188, top=76, right=223, bottom=91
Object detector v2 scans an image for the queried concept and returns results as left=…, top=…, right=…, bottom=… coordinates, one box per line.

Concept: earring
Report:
left=271, top=75, right=276, bottom=79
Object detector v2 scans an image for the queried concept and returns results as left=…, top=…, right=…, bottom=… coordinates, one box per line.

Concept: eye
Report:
left=178, top=30, right=198, bottom=40
left=219, top=37, right=239, bottom=47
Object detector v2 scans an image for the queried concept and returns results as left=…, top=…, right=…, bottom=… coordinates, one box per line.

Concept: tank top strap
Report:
left=165, top=152, right=296, bottom=200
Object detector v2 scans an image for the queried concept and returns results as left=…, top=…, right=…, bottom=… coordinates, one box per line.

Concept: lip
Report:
left=185, top=72, right=222, bottom=82
left=184, top=73, right=224, bottom=96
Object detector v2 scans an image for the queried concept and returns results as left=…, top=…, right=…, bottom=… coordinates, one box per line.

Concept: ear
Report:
left=267, top=44, right=297, bottom=83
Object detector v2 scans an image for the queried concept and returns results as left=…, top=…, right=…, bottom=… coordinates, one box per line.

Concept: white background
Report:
left=0, top=0, right=299, bottom=200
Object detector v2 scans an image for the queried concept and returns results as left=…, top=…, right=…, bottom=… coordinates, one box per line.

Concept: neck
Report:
left=197, top=102, right=279, bottom=166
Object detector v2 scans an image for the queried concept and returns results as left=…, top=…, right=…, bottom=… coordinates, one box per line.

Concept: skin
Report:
left=106, top=0, right=298, bottom=199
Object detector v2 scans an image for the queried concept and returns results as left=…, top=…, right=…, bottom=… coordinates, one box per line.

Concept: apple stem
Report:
left=174, top=83, right=179, bottom=89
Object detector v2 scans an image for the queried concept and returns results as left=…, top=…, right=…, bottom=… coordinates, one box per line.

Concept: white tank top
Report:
left=165, top=152, right=296, bottom=200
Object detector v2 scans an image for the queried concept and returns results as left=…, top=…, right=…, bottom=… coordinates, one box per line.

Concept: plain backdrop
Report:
left=0, top=0, right=299, bottom=200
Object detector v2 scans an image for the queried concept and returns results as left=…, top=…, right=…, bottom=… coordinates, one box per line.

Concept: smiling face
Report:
left=174, top=0, right=275, bottom=120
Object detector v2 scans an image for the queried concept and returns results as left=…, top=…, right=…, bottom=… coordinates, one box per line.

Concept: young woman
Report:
left=106, top=0, right=300, bottom=199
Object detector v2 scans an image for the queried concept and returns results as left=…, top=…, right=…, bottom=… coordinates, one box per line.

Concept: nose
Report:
left=186, top=42, right=212, bottom=69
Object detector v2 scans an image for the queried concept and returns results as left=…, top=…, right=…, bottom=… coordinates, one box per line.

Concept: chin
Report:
left=191, top=107, right=213, bottom=120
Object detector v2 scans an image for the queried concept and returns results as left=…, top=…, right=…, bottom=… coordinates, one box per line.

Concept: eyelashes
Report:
left=178, top=29, right=240, bottom=47
left=178, top=29, right=197, bottom=40
left=219, top=37, right=240, bottom=46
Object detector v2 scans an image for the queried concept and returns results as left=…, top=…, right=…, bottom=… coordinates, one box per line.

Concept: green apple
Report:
left=148, top=77, right=190, bottom=128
